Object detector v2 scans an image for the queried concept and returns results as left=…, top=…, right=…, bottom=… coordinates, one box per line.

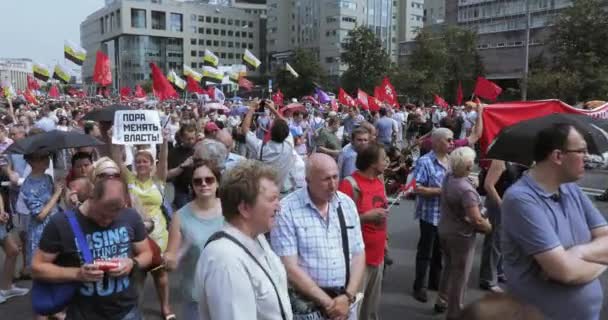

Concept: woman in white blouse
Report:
left=195, top=160, right=292, bottom=320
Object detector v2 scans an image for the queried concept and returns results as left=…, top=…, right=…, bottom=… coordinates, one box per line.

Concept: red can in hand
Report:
left=94, top=259, right=120, bottom=271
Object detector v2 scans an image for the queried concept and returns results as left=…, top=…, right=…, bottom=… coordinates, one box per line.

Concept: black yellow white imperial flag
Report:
left=64, top=40, right=87, bottom=66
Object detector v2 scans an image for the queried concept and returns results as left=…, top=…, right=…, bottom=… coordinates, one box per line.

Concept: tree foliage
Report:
left=275, top=48, right=327, bottom=99
left=528, top=0, right=608, bottom=102
left=340, top=26, right=393, bottom=93
left=393, top=26, right=483, bottom=103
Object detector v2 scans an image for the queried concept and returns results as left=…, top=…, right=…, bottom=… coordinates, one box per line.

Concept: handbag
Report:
left=31, top=210, right=93, bottom=315
left=146, top=236, right=164, bottom=271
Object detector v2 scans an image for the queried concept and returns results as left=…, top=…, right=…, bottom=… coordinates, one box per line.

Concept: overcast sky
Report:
left=0, top=0, right=104, bottom=67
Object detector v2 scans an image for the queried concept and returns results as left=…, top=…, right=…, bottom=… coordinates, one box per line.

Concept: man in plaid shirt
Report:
left=271, top=153, right=365, bottom=320
left=412, top=128, right=453, bottom=303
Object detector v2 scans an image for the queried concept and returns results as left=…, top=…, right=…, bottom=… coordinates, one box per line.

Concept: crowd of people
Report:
left=0, top=91, right=605, bottom=320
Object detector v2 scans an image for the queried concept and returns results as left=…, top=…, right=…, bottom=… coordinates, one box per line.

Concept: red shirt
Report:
left=338, top=171, right=387, bottom=266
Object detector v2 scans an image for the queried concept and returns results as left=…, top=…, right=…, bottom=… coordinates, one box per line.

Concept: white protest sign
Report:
left=112, top=110, right=163, bottom=145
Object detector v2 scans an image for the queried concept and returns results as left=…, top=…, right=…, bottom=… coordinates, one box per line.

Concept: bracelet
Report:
left=344, top=291, right=356, bottom=304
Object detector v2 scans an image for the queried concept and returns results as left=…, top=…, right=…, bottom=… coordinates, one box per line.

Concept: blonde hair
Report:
left=90, top=157, right=120, bottom=184
left=449, top=146, right=476, bottom=177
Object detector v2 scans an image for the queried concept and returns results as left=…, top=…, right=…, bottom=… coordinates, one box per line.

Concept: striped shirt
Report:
left=413, top=151, right=448, bottom=226
left=271, top=188, right=365, bottom=288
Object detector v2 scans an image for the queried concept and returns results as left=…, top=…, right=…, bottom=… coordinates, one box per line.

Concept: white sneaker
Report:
left=0, top=285, right=29, bottom=302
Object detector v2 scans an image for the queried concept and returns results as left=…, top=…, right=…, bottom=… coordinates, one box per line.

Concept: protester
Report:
left=272, top=153, right=365, bottom=320
left=337, top=127, right=371, bottom=180
left=165, top=161, right=224, bottom=320
left=412, top=128, right=453, bottom=303
left=167, top=123, right=197, bottom=209
left=338, top=143, right=388, bottom=320
left=31, top=177, right=152, bottom=320
left=435, top=146, right=491, bottom=317
left=502, top=123, right=608, bottom=320
left=196, top=160, right=292, bottom=320
left=111, top=130, right=174, bottom=320
left=213, top=129, right=246, bottom=171
left=0, top=194, right=28, bottom=303
left=315, top=116, right=341, bottom=158
left=375, top=108, right=395, bottom=149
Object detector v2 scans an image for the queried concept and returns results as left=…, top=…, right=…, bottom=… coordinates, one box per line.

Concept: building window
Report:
left=199, top=15, right=204, bottom=22
left=228, top=19, right=233, bottom=25
left=199, top=39, right=204, bottom=45
left=206, top=16, right=211, bottom=23
left=170, top=13, right=183, bottom=32
left=191, top=38, right=197, bottom=45
left=235, top=31, right=240, bottom=37
left=199, top=50, right=204, bottom=56
left=228, top=41, right=233, bottom=48
left=206, top=28, right=212, bottom=34
left=228, top=53, right=234, bottom=59
left=221, top=29, right=226, bottom=36
left=235, top=19, right=240, bottom=26
left=220, top=53, right=226, bottom=59
left=199, top=27, right=204, bottom=33
left=242, top=20, right=247, bottom=27
left=213, top=17, right=219, bottom=23
left=152, top=11, right=166, bottom=30
left=213, top=29, right=219, bottom=35
left=191, top=62, right=197, bottom=68
left=228, top=30, right=233, bottom=36
left=117, top=10, right=121, bottom=28
left=220, top=18, right=226, bottom=24
left=100, top=17, right=105, bottom=34
left=221, top=40, right=226, bottom=47
left=199, top=63, right=205, bottom=68
left=248, top=21, right=253, bottom=28
left=342, top=16, right=356, bottom=23
left=213, top=40, right=219, bottom=46
left=206, top=40, right=212, bottom=45
left=131, top=8, right=146, bottom=28
left=248, top=43, right=253, bottom=49
left=191, top=50, right=197, bottom=56
left=235, top=42, right=240, bottom=48
left=248, top=32, right=253, bottom=38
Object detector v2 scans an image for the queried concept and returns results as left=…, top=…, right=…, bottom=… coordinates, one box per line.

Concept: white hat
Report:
left=291, top=98, right=298, bottom=103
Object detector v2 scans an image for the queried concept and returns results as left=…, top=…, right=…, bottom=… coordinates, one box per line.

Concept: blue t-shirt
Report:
left=375, top=116, right=394, bottom=144
left=502, top=174, right=607, bottom=320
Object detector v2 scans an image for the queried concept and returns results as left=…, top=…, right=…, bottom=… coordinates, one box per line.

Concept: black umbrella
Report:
left=82, top=104, right=133, bottom=122
left=486, top=113, right=608, bottom=166
left=4, top=130, right=105, bottom=155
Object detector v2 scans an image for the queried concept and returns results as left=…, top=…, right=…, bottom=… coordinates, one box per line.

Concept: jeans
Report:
left=182, top=301, right=200, bottom=320
left=413, top=220, right=442, bottom=291
left=479, top=198, right=504, bottom=286
left=173, top=190, right=192, bottom=211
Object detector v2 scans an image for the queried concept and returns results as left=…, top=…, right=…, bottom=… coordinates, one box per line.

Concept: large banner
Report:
left=480, top=99, right=608, bottom=155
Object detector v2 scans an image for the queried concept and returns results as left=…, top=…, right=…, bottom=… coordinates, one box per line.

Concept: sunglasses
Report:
left=97, top=172, right=121, bottom=180
left=193, top=176, right=216, bottom=186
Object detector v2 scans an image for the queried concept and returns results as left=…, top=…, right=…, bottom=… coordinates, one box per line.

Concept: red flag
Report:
left=272, top=89, right=284, bottom=107
left=24, top=89, right=38, bottom=104
left=120, top=87, right=132, bottom=99
left=374, top=86, right=382, bottom=102
left=134, top=85, right=146, bottom=98
left=357, top=89, right=369, bottom=110
left=400, top=177, right=417, bottom=194
left=338, top=88, right=356, bottom=107
left=474, top=76, right=502, bottom=101
left=381, top=77, right=397, bottom=106
left=368, top=95, right=381, bottom=112
left=433, top=94, right=449, bottom=108
left=149, top=62, right=177, bottom=101
left=48, top=85, right=60, bottom=98
left=238, top=77, right=254, bottom=91
left=93, top=51, right=112, bottom=86
left=27, top=75, right=40, bottom=90
left=186, top=75, right=204, bottom=94
left=456, top=81, right=464, bottom=106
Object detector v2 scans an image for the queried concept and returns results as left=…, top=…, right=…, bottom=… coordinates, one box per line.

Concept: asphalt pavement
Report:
left=2, top=171, right=608, bottom=319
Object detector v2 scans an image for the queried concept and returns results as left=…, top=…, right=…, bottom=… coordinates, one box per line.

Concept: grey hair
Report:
left=194, top=139, right=228, bottom=170
left=431, top=127, right=453, bottom=142
left=449, top=146, right=476, bottom=177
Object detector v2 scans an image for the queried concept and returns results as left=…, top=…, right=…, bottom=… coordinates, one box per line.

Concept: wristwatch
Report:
left=344, top=291, right=356, bottom=304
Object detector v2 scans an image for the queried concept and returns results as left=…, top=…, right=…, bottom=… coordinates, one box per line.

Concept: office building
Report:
left=424, top=0, right=445, bottom=26
left=0, top=58, right=34, bottom=91
left=397, top=0, right=424, bottom=42
left=80, top=0, right=266, bottom=89
left=266, top=0, right=398, bottom=81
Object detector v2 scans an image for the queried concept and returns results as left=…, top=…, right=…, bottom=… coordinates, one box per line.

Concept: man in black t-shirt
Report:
left=167, top=124, right=197, bottom=210
left=32, top=178, right=151, bottom=320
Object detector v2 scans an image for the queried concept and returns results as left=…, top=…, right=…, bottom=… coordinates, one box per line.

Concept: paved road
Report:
left=2, top=177, right=608, bottom=319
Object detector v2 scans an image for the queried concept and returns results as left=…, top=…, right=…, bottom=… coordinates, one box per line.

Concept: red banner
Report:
left=480, top=100, right=608, bottom=155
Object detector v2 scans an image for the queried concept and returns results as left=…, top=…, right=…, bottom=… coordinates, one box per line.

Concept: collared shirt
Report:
left=225, top=152, right=246, bottom=172
left=337, top=144, right=357, bottom=181
left=413, top=151, right=448, bottom=226
left=271, top=188, right=365, bottom=288
left=502, top=174, right=606, bottom=320
left=246, top=131, right=295, bottom=192
left=197, top=224, right=293, bottom=320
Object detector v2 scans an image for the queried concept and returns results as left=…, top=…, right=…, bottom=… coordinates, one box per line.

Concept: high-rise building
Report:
left=423, top=0, right=445, bottom=26
left=80, top=0, right=267, bottom=89
left=396, top=0, right=424, bottom=42
left=444, top=0, right=572, bottom=80
left=266, top=0, right=398, bottom=81
left=0, top=58, right=34, bottom=91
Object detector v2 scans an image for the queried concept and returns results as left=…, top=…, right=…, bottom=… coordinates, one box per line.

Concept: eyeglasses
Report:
left=193, top=176, right=216, bottom=186
left=97, top=172, right=121, bottom=180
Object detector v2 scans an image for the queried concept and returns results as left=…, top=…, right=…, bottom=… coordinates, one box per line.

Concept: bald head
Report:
left=214, top=129, right=234, bottom=151
left=306, top=153, right=338, bottom=178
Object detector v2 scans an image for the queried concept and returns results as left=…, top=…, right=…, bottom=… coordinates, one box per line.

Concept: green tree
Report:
left=529, top=0, right=608, bottom=102
left=340, top=26, right=393, bottom=93
left=275, top=48, right=327, bottom=99
left=393, top=26, right=483, bottom=103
